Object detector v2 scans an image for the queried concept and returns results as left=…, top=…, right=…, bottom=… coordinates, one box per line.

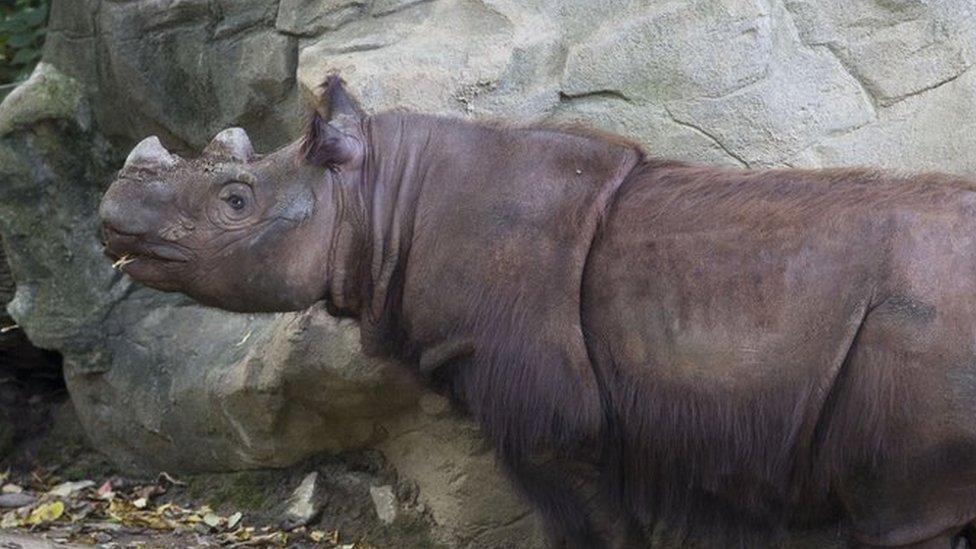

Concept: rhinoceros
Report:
left=99, top=76, right=976, bottom=548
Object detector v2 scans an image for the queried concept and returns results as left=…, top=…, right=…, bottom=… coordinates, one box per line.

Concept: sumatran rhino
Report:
left=99, top=77, right=976, bottom=548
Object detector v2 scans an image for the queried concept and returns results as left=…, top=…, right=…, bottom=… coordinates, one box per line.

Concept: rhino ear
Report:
left=302, top=111, right=363, bottom=169
left=320, top=74, right=364, bottom=123
left=204, top=127, right=254, bottom=162
left=302, top=75, right=365, bottom=169
left=124, top=136, right=177, bottom=171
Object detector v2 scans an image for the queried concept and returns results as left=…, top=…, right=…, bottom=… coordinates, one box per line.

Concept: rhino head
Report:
left=99, top=77, right=367, bottom=312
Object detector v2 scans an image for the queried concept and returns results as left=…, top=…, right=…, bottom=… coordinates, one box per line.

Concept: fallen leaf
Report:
left=309, top=530, right=326, bottom=542
left=156, top=472, right=186, bottom=486
left=69, top=502, right=95, bottom=523
left=97, top=480, right=114, bottom=500
left=1, top=511, right=20, bottom=528
left=1, top=484, right=23, bottom=494
left=25, top=501, right=65, bottom=526
left=107, top=499, right=174, bottom=531
left=49, top=480, right=95, bottom=498
left=134, top=484, right=164, bottom=501
left=202, top=512, right=221, bottom=529
left=227, top=511, right=242, bottom=530
left=133, top=497, right=147, bottom=509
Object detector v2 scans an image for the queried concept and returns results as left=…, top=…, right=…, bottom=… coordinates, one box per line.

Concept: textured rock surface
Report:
left=0, top=245, right=13, bottom=311
left=1, top=0, right=975, bottom=545
left=0, top=242, right=18, bottom=359
left=292, top=0, right=976, bottom=172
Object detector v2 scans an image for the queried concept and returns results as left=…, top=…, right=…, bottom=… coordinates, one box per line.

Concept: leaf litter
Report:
left=0, top=467, right=377, bottom=548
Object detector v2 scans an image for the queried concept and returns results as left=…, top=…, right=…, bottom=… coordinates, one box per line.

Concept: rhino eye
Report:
left=215, top=181, right=255, bottom=224
left=226, top=194, right=246, bottom=210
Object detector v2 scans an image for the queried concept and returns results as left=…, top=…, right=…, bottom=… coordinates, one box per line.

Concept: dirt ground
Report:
left=0, top=359, right=438, bottom=549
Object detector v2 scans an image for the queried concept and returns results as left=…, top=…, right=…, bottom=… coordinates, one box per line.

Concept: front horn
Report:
left=123, top=136, right=177, bottom=171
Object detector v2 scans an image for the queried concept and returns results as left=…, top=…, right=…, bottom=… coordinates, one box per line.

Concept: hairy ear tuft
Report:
left=301, top=110, right=362, bottom=168
left=301, top=73, right=366, bottom=169
left=320, top=74, right=364, bottom=121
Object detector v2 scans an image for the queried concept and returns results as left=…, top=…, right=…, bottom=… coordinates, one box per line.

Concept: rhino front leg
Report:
left=501, top=454, right=608, bottom=549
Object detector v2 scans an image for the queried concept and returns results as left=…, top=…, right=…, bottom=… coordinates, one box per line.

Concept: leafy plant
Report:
left=0, top=0, right=49, bottom=86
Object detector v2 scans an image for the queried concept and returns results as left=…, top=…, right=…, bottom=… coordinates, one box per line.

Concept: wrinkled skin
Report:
left=101, top=135, right=342, bottom=312
left=100, top=78, right=976, bottom=548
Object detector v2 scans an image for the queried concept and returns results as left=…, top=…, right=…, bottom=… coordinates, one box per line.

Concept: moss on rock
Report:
left=0, top=63, right=89, bottom=137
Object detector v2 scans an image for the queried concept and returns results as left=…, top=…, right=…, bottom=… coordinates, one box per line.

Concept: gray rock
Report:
left=0, top=532, right=86, bottom=549
left=43, top=0, right=301, bottom=152
left=297, top=0, right=523, bottom=116
left=1, top=235, right=56, bottom=373
left=0, top=63, right=116, bottom=353
left=0, top=492, right=35, bottom=508
left=562, top=0, right=773, bottom=103
left=663, top=0, right=876, bottom=166
left=0, top=244, right=12, bottom=309
left=369, top=485, right=397, bottom=525
left=281, top=472, right=321, bottom=529
left=377, top=410, right=544, bottom=548
left=277, top=0, right=369, bottom=36
left=211, top=0, right=279, bottom=39
left=784, top=0, right=976, bottom=106
left=788, top=67, right=976, bottom=175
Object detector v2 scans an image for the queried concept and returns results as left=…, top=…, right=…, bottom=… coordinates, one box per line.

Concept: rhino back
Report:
left=580, top=162, right=976, bottom=532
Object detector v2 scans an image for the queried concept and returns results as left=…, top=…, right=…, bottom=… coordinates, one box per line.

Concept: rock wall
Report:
left=42, top=0, right=976, bottom=175
left=1, top=0, right=974, bottom=546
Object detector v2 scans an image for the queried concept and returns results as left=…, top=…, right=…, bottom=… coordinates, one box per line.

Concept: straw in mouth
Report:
left=112, top=254, right=137, bottom=270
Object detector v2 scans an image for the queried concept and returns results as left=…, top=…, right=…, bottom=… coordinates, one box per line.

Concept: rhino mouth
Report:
left=102, top=228, right=191, bottom=267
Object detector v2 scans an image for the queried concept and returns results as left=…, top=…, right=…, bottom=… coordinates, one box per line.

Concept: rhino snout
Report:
left=100, top=185, right=155, bottom=237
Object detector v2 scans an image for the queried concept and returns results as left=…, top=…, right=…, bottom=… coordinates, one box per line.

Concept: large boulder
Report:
left=2, top=0, right=974, bottom=545
left=1, top=242, right=18, bottom=358
left=43, top=0, right=302, bottom=152
left=0, top=238, right=59, bottom=372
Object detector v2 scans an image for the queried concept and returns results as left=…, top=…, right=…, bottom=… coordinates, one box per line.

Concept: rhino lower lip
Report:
left=103, top=246, right=190, bottom=264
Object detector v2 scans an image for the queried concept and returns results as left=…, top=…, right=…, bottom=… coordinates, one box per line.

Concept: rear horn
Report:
left=204, top=127, right=254, bottom=162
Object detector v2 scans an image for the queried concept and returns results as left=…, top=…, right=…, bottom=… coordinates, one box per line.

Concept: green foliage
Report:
left=0, top=0, right=48, bottom=86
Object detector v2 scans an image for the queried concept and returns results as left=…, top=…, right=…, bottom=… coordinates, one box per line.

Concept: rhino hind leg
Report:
left=833, top=299, right=976, bottom=548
